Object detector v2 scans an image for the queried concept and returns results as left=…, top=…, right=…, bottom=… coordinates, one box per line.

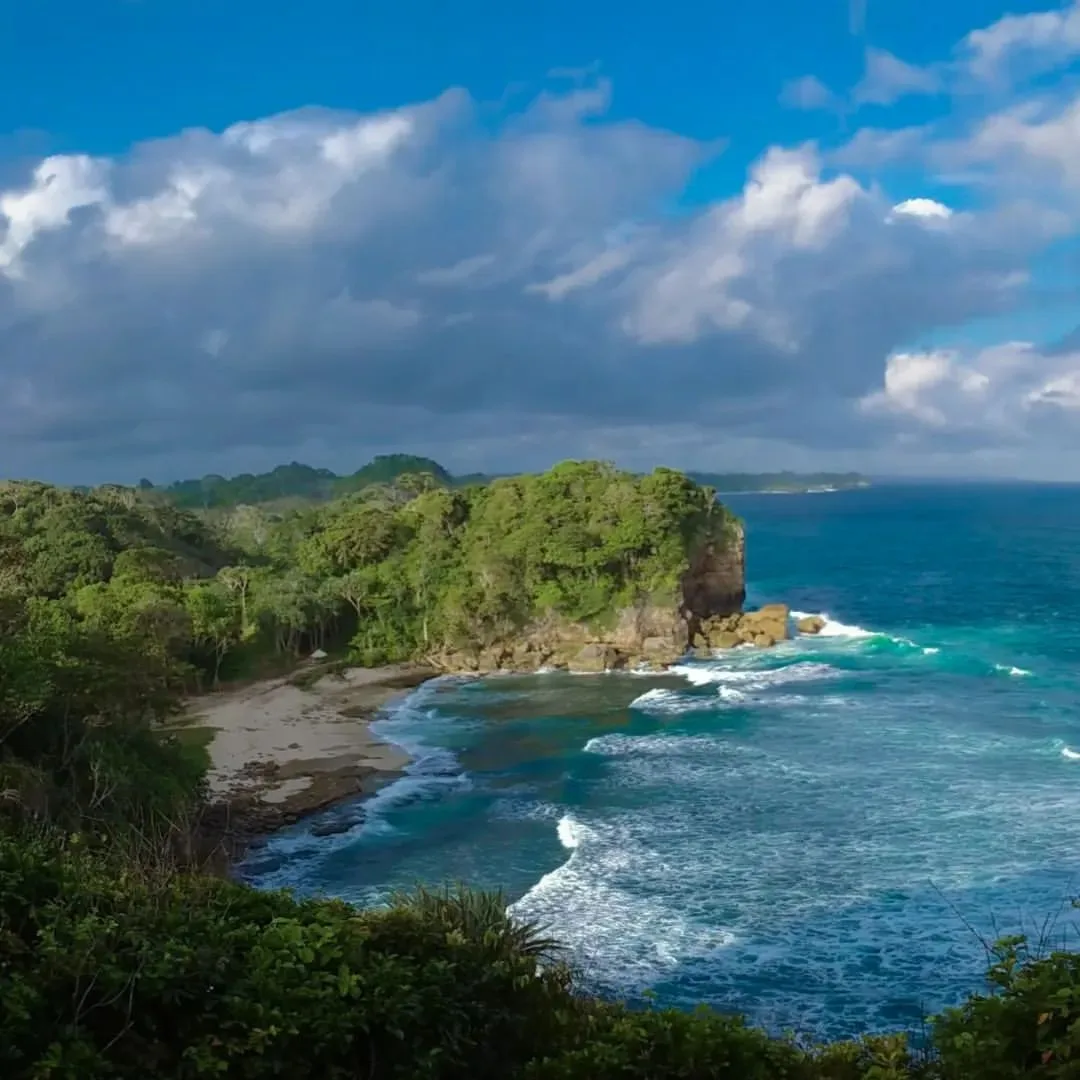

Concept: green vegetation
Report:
left=0, top=460, right=1071, bottom=1079
left=3, top=830, right=1080, bottom=1078
left=150, top=455, right=453, bottom=509
left=1, top=462, right=730, bottom=681
left=122, top=455, right=870, bottom=511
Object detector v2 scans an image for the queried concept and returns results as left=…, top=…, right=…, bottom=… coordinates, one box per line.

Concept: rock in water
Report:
left=797, top=615, right=826, bottom=635
left=736, top=604, right=789, bottom=643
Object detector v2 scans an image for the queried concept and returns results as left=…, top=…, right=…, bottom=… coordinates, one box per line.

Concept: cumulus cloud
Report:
left=861, top=341, right=1080, bottom=446
left=3, top=3, right=1080, bottom=483
left=890, top=198, right=953, bottom=221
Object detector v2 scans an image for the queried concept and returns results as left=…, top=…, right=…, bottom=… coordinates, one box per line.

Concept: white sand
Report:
left=187, top=663, right=435, bottom=804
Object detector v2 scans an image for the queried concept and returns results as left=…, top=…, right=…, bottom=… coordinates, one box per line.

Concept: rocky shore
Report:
left=189, top=602, right=826, bottom=865
left=187, top=662, right=437, bottom=866
left=431, top=603, right=825, bottom=675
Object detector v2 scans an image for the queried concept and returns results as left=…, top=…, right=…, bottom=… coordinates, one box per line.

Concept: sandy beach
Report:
left=186, top=661, right=438, bottom=840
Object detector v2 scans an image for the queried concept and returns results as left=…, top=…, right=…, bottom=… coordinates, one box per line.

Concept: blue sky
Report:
left=1, top=0, right=1080, bottom=481
left=0, top=1, right=1043, bottom=166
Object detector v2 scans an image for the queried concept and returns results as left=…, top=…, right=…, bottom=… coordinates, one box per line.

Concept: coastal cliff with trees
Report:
left=0, top=460, right=1075, bottom=1078
left=2, top=461, right=747, bottom=686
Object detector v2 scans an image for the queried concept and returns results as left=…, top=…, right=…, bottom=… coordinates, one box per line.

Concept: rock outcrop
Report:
left=435, top=601, right=692, bottom=674
left=797, top=614, right=826, bottom=635
left=692, top=603, right=790, bottom=650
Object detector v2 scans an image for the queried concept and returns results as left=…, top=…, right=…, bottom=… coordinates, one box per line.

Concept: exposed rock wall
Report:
left=681, top=522, right=745, bottom=619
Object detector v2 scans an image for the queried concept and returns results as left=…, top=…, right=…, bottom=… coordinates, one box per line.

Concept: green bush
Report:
left=931, top=934, right=1080, bottom=1078
left=0, top=836, right=570, bottom=1080
left=4, top=833, right=1080, bottom=1080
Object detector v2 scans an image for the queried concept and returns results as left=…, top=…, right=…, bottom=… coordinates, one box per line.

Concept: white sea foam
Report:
left=790, top=610, right=919, bottom=648
left=630, top=688, right=690, bottom=713
left=995, top=664, right=1032, bottom=677
left=791, top=610, right=874, bottom=638
left=629, top=687, right=735, bottom=714
left=557, top=813, right=593, bottom=849
left=670, top=660, right=838, bottom=690
left=509, top=812, right=738, bottom=993
left=1062, top=747, right=1080, bottom=761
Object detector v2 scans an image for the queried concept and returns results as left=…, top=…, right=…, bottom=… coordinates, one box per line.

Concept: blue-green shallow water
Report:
left=240, top=483, right=1080, bottom=1040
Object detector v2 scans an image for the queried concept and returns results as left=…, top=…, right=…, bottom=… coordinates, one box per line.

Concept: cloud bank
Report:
left=3, top=3, right=1080, bottom=482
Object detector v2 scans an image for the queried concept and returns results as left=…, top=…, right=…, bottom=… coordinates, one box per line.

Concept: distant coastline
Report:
left=690, top=472, right=871, bottom=496
left=76, top=456, right=871, bottom=510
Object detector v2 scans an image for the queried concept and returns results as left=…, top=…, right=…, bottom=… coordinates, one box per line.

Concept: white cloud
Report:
left=853, top=49, right=942, bottom=106
left=780, top=75, right=837, bottom=111
left=0, top=39, right=1078, bottom=482
left=0, top=155, right=108, bottom=272
left=890, top=198, right=953, bottom=221
left=527, top=246, right=635, bottom=300
left=962, top=95, right=1080, bottom=190
left=959, top=0, right=1080, bottom=83
left=861, top=341, right=1080, bottom=443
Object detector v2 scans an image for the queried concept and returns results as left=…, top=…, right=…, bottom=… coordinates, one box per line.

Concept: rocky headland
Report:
left=428, top=518, right=822, bottom=674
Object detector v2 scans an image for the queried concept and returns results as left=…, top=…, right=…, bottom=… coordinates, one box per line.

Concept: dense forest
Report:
left=99, top=453, right=870, bottom=510
left=0, top=460, right=1073, bottom=1078
left=3, top=460, right=734, bottom=686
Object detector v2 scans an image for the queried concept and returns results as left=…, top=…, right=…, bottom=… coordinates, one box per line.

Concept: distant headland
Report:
left=77, top=455, right=870, bottom=510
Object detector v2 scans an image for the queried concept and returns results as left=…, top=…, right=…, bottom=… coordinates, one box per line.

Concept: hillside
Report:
left=141, top=457, right=870, bottom=510
left=0, top=461, right=741, bottom=687
left=152, top=454, right=453, bottom=509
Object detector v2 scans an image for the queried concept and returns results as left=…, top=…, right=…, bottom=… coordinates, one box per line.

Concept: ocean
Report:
left=240, top=482, right=1080, bottom=1041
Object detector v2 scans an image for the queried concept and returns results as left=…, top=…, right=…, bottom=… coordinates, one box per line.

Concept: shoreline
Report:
left=189, top=608, right=819, bottom=869
left=186, top=662, right=439, bottom=867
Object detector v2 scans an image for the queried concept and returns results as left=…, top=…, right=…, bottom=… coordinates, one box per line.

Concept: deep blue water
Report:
left=241, top=483, right=1080, bottom=1040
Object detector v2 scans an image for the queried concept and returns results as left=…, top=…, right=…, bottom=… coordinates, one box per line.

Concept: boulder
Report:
left=797, top=615, right=826, bottom=635
left=753, top=633, right=775, bottom=648
left=736, top=604, right=789, bottom=643
left=711, top=630, right=741, bottom=650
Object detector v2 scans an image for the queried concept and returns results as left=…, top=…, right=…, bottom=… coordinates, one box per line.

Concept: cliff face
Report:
left=434, top=517, right=749, bottom=673
left=681, top=521, right=746, bottom=620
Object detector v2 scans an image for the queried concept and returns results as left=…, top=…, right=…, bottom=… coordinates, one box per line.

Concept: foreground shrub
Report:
left=521, top=1001, right=925, bottom=1080
left=932, top=935, right=1080, bottom=1078
left=3, top=833, right=1080, bottom=1079
left=0, top=835, right=569, bottom=1079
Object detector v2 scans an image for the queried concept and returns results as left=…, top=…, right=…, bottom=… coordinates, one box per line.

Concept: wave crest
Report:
left=670, top=660, right=838, bottom=690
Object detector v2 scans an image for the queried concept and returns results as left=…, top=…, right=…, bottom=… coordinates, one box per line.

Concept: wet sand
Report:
left=186, top=662, right=438, bottom=836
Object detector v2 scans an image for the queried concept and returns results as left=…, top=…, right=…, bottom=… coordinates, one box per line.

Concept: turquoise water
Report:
left=241, top=483, right=1080, bottom=1040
